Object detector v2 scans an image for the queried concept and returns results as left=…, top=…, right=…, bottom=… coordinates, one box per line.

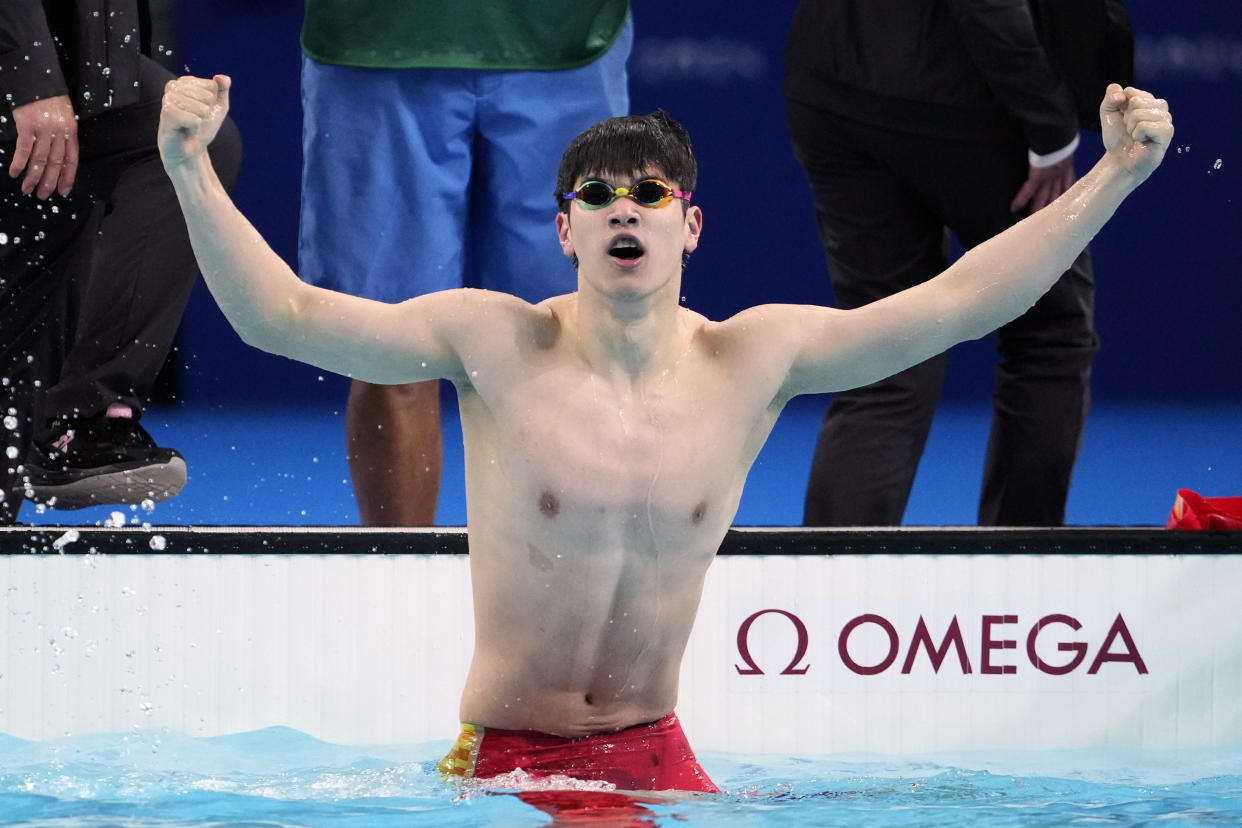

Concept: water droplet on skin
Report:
left=5, top=446, right=17, bottom=459
left=149, top=536, right=166, bottom=551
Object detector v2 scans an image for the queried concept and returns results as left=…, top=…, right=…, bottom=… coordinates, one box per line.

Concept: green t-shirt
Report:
left=301, top=0, right=630, bottom=70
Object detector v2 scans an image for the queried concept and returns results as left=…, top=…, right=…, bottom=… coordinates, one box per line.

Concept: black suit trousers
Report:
left=786, top=99, right=1099, bottom=527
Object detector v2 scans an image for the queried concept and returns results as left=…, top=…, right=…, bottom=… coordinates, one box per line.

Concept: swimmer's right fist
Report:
left=158, top=74, right=231, bottom=171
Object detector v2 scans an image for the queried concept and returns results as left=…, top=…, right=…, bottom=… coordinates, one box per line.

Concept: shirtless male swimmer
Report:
left=157, top=77, right=1173, bottom=792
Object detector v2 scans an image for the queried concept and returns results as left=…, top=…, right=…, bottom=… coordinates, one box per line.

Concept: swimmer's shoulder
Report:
left=449, top=289, right=575, bottom=352
left=694, top=304, right=778, bottom=356
left=437, top=288, right=565, bottom=326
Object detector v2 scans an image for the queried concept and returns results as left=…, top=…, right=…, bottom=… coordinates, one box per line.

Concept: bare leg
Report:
left=345, top=379, right=442, bottom=526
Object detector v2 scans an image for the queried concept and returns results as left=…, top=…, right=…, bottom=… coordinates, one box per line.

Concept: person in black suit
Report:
left=785, top=0, right=1101, bottom=526
left=0, top=0, right=241, bottom=522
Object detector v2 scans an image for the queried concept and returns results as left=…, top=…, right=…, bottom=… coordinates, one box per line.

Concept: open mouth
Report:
left=608, top=236, right=645, bottom=262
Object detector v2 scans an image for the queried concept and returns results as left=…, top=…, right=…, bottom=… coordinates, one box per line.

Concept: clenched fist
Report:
left=1099, top=84, right=1175, bottom=183
left=158, top=74, right=231, bottom=172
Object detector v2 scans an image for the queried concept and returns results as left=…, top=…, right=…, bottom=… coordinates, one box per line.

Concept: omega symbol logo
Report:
left=735, top=608, right=811, bottom=675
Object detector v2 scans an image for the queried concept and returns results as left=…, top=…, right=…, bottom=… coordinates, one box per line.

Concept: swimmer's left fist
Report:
left=1099, top=84, right=1175, bottom=184
left=158, top=74, right=231, bottom=172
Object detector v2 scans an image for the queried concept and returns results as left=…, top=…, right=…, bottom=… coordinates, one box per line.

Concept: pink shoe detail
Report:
left=105, top=404, right=134, bottom=419
left=52, top=431, right=75, bottom=452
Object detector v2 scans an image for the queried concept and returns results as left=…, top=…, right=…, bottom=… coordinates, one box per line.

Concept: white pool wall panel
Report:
left=2, top=528, right=1239, bottom=755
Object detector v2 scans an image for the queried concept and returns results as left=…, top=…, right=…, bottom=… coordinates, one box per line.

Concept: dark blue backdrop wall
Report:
left=172, top=2, right=1241, bottom=406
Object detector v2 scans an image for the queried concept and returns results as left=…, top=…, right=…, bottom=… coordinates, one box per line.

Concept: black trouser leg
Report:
left=788, top=100, right=951, bottom=525
left=978, top=248, right=1098, bottom=525
left=0, top=145, right=102, bottom=522
left=41, top=58, right=242, bottom=423
left=804, top=355, right=949, bottom=525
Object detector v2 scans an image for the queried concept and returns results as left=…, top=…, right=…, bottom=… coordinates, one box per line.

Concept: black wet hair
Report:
left=555, top=110, right=698, bottom=214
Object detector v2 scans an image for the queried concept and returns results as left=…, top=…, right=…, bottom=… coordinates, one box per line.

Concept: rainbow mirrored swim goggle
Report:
left=562, top=178, right=692, bottom=210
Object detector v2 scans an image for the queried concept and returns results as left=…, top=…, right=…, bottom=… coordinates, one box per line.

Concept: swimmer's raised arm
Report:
left=157, top=75, right=488, bottom=385
left=755, top=84, right=1174, bottom=397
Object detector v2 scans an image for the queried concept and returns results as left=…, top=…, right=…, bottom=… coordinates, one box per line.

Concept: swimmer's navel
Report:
left=584, top=693, right=594, bottom=706
left=691, top=501, right=708, bottom=525
left=539, top=490, right=560, bottom=518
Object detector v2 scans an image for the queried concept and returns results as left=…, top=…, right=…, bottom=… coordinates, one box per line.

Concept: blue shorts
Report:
left=298, top=17, right=632, bottom=303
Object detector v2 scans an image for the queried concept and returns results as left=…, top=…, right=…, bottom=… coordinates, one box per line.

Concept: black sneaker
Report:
left=25, top=416, right=187, bottom=509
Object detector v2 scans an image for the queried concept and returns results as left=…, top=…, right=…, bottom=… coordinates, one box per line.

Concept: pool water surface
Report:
left=2, top=727, right=1241, bottom=826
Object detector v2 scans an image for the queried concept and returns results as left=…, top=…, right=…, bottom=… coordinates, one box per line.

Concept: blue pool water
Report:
left=2, top=727, right=1241, bottom=826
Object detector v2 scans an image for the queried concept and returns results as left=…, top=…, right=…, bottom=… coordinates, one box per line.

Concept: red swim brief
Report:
left=437, top=711, right=720, bottom=793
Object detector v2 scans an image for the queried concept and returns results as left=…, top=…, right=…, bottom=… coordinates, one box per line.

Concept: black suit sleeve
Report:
left=0, top=0, right=70, bottom=111
left=949, top=0, right=1080, bottom=154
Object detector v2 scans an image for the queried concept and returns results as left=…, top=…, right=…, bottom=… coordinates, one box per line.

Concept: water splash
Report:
left=461, top=767, right=616, bottom=796
left=51, top=530, right=80, bottom=552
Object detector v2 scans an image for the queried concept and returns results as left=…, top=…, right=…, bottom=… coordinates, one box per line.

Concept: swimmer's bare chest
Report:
left=464, top=363, right=757, bottom=543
